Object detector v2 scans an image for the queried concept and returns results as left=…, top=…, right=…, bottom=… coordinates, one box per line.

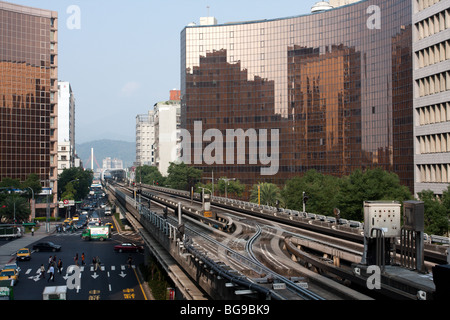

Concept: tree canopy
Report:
left=249, top=182, right=284, bottom=207
left=136, top=165, right=166, bottom=186
left=165, top=162, right=203, bottom=191
left=0, top=174, right=42, bottom=223
left=58, top=167, right=93, bottom=201
left=281, top=168, right=413, bottom=222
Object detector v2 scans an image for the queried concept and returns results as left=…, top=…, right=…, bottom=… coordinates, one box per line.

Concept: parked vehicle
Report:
left=114, top=243, right=144, bottom=253
left=32, top=242, right=61, bottom=252
left=0, top=225, right=23, bottom=240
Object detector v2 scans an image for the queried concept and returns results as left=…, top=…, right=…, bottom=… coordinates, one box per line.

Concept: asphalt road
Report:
left=5, top=219, right=147, bottom=300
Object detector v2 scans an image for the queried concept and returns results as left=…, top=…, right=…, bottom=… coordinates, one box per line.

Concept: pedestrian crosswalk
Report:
left=25, top=264, right=136, bottom=282
left=54, top=230, right=139, bottom=237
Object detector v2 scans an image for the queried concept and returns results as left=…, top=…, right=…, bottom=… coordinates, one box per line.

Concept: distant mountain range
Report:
left=75, top=139, right=135, bottom=170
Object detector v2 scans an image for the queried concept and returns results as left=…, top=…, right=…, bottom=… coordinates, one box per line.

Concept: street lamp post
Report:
left=219, top=178, right=236, bottom=198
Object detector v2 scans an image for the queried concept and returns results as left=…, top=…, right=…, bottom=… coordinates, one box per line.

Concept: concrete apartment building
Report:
left=57, top=81, right=76, bottom=175
left=154, top=90, right=181, bottom=176
left=135, top=90, right=181, bottom=176
left=0, top=1, right=59, bottom=218
left=413, top=0, right=450, bottom=196
left=135, top=110, right=155, bottom=166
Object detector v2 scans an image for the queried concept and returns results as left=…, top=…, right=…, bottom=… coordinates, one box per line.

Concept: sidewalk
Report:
left=0, top=223, right=54, bottom=267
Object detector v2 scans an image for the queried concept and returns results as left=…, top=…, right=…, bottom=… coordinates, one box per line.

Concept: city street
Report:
left=1, top=217, right=147, bottom=300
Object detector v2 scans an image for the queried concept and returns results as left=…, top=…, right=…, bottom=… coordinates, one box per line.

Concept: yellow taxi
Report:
left=16, top=247, right=31, bottom=261
left=105, top=222, right=114, bottom=230
left=0, top=268, right=19, bottom=285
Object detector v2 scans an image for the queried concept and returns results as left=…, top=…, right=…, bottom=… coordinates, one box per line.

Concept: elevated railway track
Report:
left=109, top=182, right=448, bottom=300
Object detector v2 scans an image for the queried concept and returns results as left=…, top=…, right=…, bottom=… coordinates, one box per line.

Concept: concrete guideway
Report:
left=108, top=188, right=208, bottom=300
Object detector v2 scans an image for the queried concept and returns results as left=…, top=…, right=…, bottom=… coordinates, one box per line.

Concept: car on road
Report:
left=3, top=263, right=20, bottom=275
left=16, top=248, right=31, bottom=261
left=32, top=242, right=61, bottom=252
left=105, top=222, right=114, bottom=230
left=0, top=268, right=19, bottom=285
left=114, top=243, right=144, bottom=253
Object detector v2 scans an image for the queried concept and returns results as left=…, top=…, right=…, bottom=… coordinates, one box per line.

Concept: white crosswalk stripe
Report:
left=26, top=264, right=136, bottom=282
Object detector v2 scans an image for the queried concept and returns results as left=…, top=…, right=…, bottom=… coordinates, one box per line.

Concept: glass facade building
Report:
left=181, top=0, right=414, bottom=191
left=0, top=1, right=58, bottom=217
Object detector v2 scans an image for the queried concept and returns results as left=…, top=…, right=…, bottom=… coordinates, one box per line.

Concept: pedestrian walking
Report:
left=74, top=253, right=79, bottom=266
left=31, top=227, right=34, bottom=236
left=57, top=258, right=63, bottom=274
left=95, top=256, right=101, bottom=271
left=81, top=253, right=85, bottom=266
left=39, top=264, right=45, bottom=279
left=127, top=255, right=132, bottom=268
left=47, top=265, right=55, bottom=282
left=48, top=255, right=53, bottom=268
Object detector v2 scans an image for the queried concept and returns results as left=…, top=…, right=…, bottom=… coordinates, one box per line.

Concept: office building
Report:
left=0, top=1, right=58, bottom=217
left=413, top=0, right=450, bottom=196
left=181, top=0, right=415, bottom=191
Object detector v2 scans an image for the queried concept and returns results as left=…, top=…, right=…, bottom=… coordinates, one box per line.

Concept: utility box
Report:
left=403, top=200, right=424, bottom=232
left=363, top=201, right=401, bottom=238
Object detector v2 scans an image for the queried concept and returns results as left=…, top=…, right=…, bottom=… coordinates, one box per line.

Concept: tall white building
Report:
left=154, top=97, right=181, bottom=176
left=135, top=110, right=155, bottom=166
left=135, top=90, right=181, bottom=175
left=413, top=0, right=450, bottom=196
left=57, top=81, right=76, bottom=175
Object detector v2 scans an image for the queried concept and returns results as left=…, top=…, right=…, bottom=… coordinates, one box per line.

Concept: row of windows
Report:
left=415, top=39, right=450, bottom=69
left=416, top=102, right=450, bottom=125
left=415, top=8, right=450, bottom=40
left=417, top=133, right=450, bottom=154
left=417, top=163, right=450, bottom=183
left=415, top=70, right=450, bottom=97
left=415, top=0, right=445, bottom=13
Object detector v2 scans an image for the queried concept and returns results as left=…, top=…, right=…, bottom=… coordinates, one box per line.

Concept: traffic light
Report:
left=302, top=192, right=309, bottom=212
left=302, top=192, right=309, bottom=204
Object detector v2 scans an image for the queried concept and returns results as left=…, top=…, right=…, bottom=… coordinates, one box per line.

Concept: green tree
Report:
left=0, top=174, right=43, bottom=222
left=58, top=167, right=93, bottom=201
left=0, top=194, right=30, bottom=223
left=22, top=173, right=43, bottom=198
left=417, top=189, right=449, bottom=236
left=336, top=168, right=412, bottom=221
left=217, top=178, right=246, bottom=198
left=282, top=170, right=340, bottom=215
left=165, top=162, right=202, bottom=191
left=136, top=165, right=166, bottom=186
left=250, top=182, right=284, bottom=207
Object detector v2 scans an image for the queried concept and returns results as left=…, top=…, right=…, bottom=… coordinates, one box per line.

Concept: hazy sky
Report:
left=10, top=0, right=319, bottom=143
